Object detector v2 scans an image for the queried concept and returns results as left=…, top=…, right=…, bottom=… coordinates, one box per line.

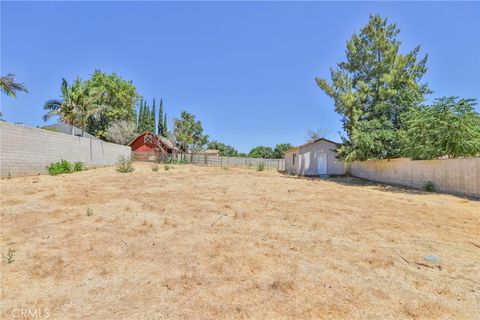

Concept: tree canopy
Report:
left=207, top=140, right=238, bottom=157
left=84, top=70, right=139, bottom=138
left=273, top=143, right=294, bottom=159
left=316, top=14, right=430, bottom=161
left=174, top=111, right=209, bottom=153
left=401, top=97, right=480, bottom=159
left=249, top=146, right=274, bottom=159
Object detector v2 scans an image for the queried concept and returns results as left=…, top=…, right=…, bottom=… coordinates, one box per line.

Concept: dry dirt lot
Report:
left=1, top=163, right=479, bottom=319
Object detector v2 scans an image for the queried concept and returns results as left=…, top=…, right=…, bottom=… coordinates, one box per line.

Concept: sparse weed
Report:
left=116, top=155, right=134, bottom=173
left=73, top=162, right=87, bottom=172
left=424, top=181, right=435, bottom=192
left=152, top=163, right=159, bottom=172
left=86, top=208, right=94, bottom=216
left=164, top=164, right=171, bottom=171
left=2, top=248, right=15, bottom=264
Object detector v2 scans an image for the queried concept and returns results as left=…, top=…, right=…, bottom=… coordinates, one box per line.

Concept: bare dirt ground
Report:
left=1, top=163, right=479, bottom=319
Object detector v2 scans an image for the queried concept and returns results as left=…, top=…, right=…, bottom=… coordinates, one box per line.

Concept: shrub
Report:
left=424, top=181, right=435, bottom=192
left=47, top=159, right=72, bottom=175
left=257, top=162, right=265, bottom=171
left=116, top=155, right=134, bottom=173
left=2, top=248, right=15, bottom=264
left=152, top=163, right=159, bottom=172
left=73, top=162, right=87, bottom=172
left=164, top=164, right=171, bottom=171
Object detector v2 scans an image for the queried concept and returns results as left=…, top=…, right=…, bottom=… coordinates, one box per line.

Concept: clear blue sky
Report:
left=1, top=1, right=479, bottom=152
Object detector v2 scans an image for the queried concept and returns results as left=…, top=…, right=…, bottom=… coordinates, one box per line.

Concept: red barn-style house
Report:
left=129, top=131, right=175, bottom=161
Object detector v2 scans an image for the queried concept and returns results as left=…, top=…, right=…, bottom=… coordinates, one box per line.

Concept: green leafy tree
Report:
left=84, top=70, right=139, bottom=138
left=273, top=143, right=294, bottom=159
left=316, top=14, right=430, bottom=161
left=402, top=97, right=480, bottom=159
left=174, top=111, right=209, bottom=153
left=207, top=140, right=239, bottom=157
left=249, top=146, right=274, bottom=158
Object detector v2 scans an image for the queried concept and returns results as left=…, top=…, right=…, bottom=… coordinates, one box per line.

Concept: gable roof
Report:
left=285, top=138, right=339, bottom=153
left=129, top=131, right=174, bottom=149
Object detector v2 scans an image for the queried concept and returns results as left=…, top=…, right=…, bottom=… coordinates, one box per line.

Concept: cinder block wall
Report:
left=0, top=121, right=131, bottom=177
left=349, top=157, right=480, bottom=198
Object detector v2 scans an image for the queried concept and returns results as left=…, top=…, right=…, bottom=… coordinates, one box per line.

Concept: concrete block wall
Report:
left=349, top=157, right=480, bottom=198
left=0, top=121, right=131, bottom=177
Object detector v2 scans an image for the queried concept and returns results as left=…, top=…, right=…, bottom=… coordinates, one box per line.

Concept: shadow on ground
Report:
left=276, top=170, right=475, bottom=200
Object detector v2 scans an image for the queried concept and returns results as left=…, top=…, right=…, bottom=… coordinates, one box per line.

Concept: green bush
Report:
left=257, top=162, right=265, bottom=171
left=116, top=155, right=134, bottom=173
left=47, top=159, right=72, bottom=175
left=424, top=181, right=435, bottom=192
left=73, top=162, right=87, bottom=172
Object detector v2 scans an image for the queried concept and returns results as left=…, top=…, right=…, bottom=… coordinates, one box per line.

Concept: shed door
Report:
left=317, top=152, right=327, bottom=175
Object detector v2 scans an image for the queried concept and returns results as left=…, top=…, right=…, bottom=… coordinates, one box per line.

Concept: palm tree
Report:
left=0, top=73, right=28, bottom=98
left=43, top=79, right=77, bottom=135
left=43, top=78, right=105, bottom=137
left=74, top=86, right=106, bottom=137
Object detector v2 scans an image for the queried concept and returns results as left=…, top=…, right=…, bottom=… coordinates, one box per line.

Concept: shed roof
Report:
left=284, top=138, right=339, bottom=154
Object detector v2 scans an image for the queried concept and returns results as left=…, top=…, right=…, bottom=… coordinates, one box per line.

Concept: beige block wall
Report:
left=349, top=157, right=480, bottom=198
left=0, top=121, right=131, bottom=177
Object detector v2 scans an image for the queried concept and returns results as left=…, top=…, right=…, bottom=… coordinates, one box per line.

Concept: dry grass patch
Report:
left=1, top=163, right=479, bottom=319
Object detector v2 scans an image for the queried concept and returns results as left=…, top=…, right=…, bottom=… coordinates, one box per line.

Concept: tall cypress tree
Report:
left=151, top=98, right=156, bottom=133
left=158, top=98, right=164, bottom=135
left=163, top=113, right=168, bottom=136
left=138, top=98, right=144, bottom=132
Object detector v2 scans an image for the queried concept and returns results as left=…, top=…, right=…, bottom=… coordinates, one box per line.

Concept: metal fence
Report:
left=132, top=151, right=285, bottom=170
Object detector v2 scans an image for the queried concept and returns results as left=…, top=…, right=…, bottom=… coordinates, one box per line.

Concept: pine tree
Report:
left=158, top=98, right=164, bottom=135
left=316, top=14, right=430, bottom=161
